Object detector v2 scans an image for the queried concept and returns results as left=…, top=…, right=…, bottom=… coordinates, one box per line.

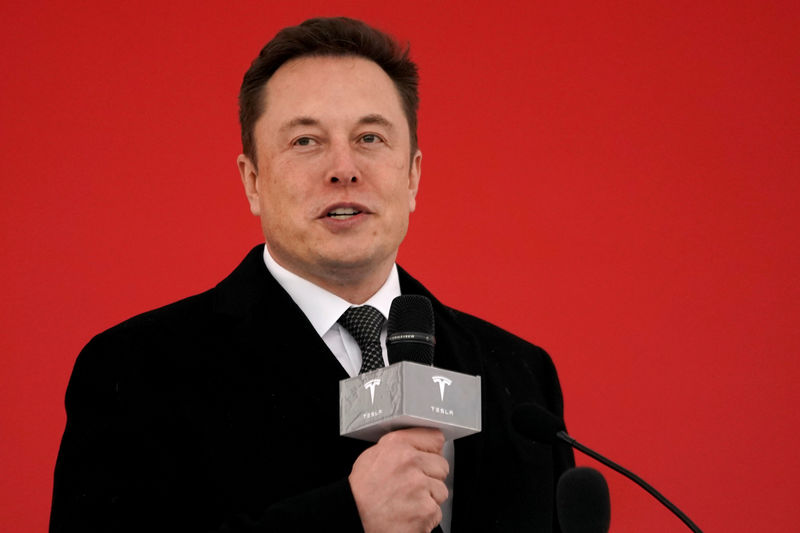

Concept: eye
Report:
left=293, top=136, right=318, bottom=147
left=359, top=133, right=384, bottom=144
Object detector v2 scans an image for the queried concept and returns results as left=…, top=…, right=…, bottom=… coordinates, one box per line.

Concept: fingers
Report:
left=428, top=476, right=449, bottom=505
left=378, top=427, right=445, bottom=454
left=417, top=449, right=449, bottom=481
left=378, top=429, right=449, bottom=480
left=349, top=428, right=450, bottom=533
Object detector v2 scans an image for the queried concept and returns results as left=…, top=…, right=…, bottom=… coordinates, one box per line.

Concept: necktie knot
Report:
left=338, top=305, right=385, bottom=374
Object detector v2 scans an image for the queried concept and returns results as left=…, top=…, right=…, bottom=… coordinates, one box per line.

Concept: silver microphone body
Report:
left=339, top=361, right=481, bottom=442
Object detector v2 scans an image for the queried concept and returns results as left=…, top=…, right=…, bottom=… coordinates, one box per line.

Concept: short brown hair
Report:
left=238, top=17, right=419, bottom=167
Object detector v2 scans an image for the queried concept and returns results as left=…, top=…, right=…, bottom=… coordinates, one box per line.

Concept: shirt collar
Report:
left=262, top=245, right=400, bottom=336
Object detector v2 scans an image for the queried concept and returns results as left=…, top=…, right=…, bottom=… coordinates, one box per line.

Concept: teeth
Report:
left=328, top=207, right=361, bottom=217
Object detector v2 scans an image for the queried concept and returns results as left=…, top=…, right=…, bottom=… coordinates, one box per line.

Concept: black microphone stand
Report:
left=557, top=431, right=703, bottom=533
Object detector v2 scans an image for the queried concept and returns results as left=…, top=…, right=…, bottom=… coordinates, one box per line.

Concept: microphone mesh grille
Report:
left=386, top=295, right=435, bottom=365
left=557, top=467, right=611, bottom=533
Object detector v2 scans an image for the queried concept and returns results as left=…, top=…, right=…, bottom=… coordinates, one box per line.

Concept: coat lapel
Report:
left=207, top=246, right=368, bottom=507
left=209, top=245, right=350, bottom=447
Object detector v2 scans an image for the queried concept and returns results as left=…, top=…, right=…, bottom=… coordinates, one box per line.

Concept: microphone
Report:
left=386, top=294, right=435, bottom=365
left=512, top=403, right=703, bottom=533
left=339, top=295, right=481, bottom=442
left=557, top=467, right=610, bottom=533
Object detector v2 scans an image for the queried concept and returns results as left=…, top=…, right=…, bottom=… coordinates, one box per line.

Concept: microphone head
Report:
left=511, top=402, right=566, bottom=445
left=386, top=295, right=435, bottom=365
left=557, top=467, right=611, bottom=533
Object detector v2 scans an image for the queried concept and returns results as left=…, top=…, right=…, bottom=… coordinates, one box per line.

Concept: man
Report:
left=50, top=17, right=574, bottom=533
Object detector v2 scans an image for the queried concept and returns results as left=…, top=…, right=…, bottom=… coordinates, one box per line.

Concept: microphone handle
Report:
left=556, top=431, right=703, bottom=533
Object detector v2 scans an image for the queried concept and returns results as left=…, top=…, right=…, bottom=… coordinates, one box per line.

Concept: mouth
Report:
left=326, top=207, right=363, bottom=219
left=322, top=203, right=370, bottom=220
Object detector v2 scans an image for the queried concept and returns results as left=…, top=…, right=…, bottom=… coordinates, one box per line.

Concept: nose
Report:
left=330, top=175, right=357, bottom=184
left=327, top=141, right=359, bottom=184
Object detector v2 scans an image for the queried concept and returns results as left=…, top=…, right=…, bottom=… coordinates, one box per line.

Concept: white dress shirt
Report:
left=262, top=245, right=400, bottom=377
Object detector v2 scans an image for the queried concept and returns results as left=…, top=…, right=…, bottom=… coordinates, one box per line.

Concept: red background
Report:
left=2, top=1, right=798, bottom=531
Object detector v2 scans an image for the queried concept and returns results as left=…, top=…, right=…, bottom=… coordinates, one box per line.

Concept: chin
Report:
left=318, top=254, right=375, bottom=272
left=316, top=248, right=393, bottom=275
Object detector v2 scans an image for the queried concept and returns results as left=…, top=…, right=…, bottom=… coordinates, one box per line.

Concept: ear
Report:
left=407, top=149, right=422, bottom=213
left=237, top=153, right=261, bottom=216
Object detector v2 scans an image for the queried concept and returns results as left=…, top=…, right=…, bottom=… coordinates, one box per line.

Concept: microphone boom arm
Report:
left=556, top=431, right=703, bottom=533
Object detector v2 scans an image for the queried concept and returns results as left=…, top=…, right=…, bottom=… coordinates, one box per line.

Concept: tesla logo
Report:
left=432, top=376, right=452, bottom=401
left=364, top=379, right=381, bottom=404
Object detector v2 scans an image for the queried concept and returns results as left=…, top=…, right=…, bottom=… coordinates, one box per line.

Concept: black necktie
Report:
left=338, top=305, right=386, bottom=374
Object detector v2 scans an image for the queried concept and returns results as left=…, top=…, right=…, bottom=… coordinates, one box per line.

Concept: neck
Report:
left=310, top=268, right=390, bottom=304
left=268, top=250, right=395, bottom=305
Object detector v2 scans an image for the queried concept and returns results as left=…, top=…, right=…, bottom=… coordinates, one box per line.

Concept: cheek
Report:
left=389, top=154, right=407, bottom=171
left=262, top=164, right=306, bottom=207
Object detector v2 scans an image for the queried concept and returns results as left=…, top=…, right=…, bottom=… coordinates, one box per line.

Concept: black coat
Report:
left=50, top=245, right=574, bottom=532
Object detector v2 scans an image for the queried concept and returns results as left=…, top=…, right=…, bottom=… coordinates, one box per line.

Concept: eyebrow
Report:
left=279, top=116, right=320, bottom=133
left=356, top=114, right=394, bottom=130
left=278, top=114, right=395, bottom=133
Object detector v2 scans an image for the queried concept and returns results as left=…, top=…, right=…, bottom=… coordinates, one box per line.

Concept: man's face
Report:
left=238, top=55, right=421, bottom=292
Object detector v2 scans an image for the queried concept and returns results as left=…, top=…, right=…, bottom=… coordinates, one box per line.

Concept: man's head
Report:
left=236, top=18, right=422, bottom=303
left=239, top=17, right=419, bottom=168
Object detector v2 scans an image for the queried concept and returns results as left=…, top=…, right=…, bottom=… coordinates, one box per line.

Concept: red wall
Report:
left=2, top=1, right=798, bottom=531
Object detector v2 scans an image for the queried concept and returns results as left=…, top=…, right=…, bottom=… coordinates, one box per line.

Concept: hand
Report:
left=349, top=428, right=449, bottom=533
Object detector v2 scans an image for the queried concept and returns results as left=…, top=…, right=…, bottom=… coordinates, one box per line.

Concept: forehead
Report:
left=258, top=55, right=407, bottom=130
